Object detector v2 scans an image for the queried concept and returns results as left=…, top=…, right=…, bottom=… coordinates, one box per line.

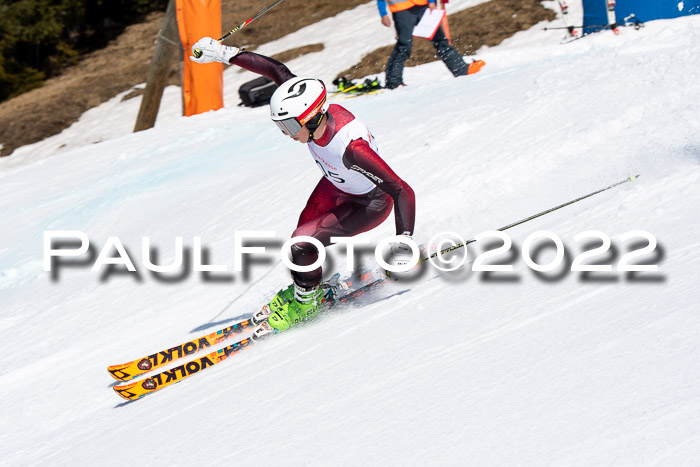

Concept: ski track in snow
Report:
left=1, top=1, right=700, bottom=465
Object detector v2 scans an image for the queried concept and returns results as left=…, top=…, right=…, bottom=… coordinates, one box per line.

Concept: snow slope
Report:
left=1, top=3, right=700, bottom=466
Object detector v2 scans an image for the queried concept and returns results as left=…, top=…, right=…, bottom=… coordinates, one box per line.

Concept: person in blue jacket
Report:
left=377, top=0, right=484, bottom=89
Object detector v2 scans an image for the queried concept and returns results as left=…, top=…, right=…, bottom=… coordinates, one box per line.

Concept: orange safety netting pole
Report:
left=176, top=0, right=223, bottom=116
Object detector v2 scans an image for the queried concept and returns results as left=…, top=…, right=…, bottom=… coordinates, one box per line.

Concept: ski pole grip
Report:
left=192, top=37, right=223, bottom=60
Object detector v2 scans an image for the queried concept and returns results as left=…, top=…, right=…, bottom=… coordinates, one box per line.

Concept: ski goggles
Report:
left=274, top=117, right=302, bottom=136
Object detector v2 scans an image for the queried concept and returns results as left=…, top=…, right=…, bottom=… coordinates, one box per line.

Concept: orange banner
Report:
left=176, top=0, right=223, bottom=116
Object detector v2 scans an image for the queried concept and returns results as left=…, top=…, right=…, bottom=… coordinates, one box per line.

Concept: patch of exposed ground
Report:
left=270, top=43, right=325, bottom=65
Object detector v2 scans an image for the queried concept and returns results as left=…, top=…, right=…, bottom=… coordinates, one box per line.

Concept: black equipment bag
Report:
left=238, top=76, right=276, bottom=107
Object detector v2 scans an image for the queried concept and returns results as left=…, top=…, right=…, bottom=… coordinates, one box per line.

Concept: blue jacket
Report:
left=377, top=0, right=436, bottom=17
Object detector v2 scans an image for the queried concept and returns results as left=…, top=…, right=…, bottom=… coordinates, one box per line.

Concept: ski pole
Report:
left=418, top=174, right=640, bottom=264
left=544, top=14, right=643, bottom=32
left=193, top=0, right=286, bottom=58
left=563, top=15, right=642, bottom=43
left=544, top=25, right=606, bottom=30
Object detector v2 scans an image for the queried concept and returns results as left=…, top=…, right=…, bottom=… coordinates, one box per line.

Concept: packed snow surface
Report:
left=1, top=2, right=699, bottom=465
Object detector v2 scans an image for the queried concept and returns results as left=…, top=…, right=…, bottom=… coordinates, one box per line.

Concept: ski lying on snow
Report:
left=108, top=318, right=255, bottom=381
left=337, top=90, right=384, bottom=100
left=113, top=276, right=387, bottom=401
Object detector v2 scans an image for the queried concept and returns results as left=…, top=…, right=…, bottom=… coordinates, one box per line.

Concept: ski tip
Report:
left=107, top=365, right=134, bottom=382
left=113, top=382, right=143, bottom=401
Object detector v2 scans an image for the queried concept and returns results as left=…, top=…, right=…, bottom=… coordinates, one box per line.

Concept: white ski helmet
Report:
left=270, top=76, right=329, bottom=137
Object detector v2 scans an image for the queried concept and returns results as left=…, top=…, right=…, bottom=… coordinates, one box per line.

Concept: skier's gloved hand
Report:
left=384, top=234, right=420, bottom=281
left=190, top=37, right=240, bottom=64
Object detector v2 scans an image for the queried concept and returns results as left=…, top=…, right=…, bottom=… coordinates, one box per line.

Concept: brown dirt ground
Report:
left=0, top=0, right=553, bottom=158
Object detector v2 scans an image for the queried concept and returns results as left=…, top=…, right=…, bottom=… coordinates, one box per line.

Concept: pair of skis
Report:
left=110, top=273, right=386, bottom=401
left=336, top=90, right=385, bottom=100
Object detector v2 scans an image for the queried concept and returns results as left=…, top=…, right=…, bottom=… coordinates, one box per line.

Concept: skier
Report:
left=190, top=38, right=416, bottom=334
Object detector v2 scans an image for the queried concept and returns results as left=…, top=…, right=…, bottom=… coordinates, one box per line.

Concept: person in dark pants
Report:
left=378, top=0, right=484, bottom=89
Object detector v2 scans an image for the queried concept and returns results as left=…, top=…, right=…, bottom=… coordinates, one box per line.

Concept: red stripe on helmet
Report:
left=297, top=84, right=327, bottom=125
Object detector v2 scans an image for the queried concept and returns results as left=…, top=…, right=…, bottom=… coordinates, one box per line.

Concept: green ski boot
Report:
left=252, top=284, right=294, bottom=325
left=268, top=283, right=324, bottom=332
